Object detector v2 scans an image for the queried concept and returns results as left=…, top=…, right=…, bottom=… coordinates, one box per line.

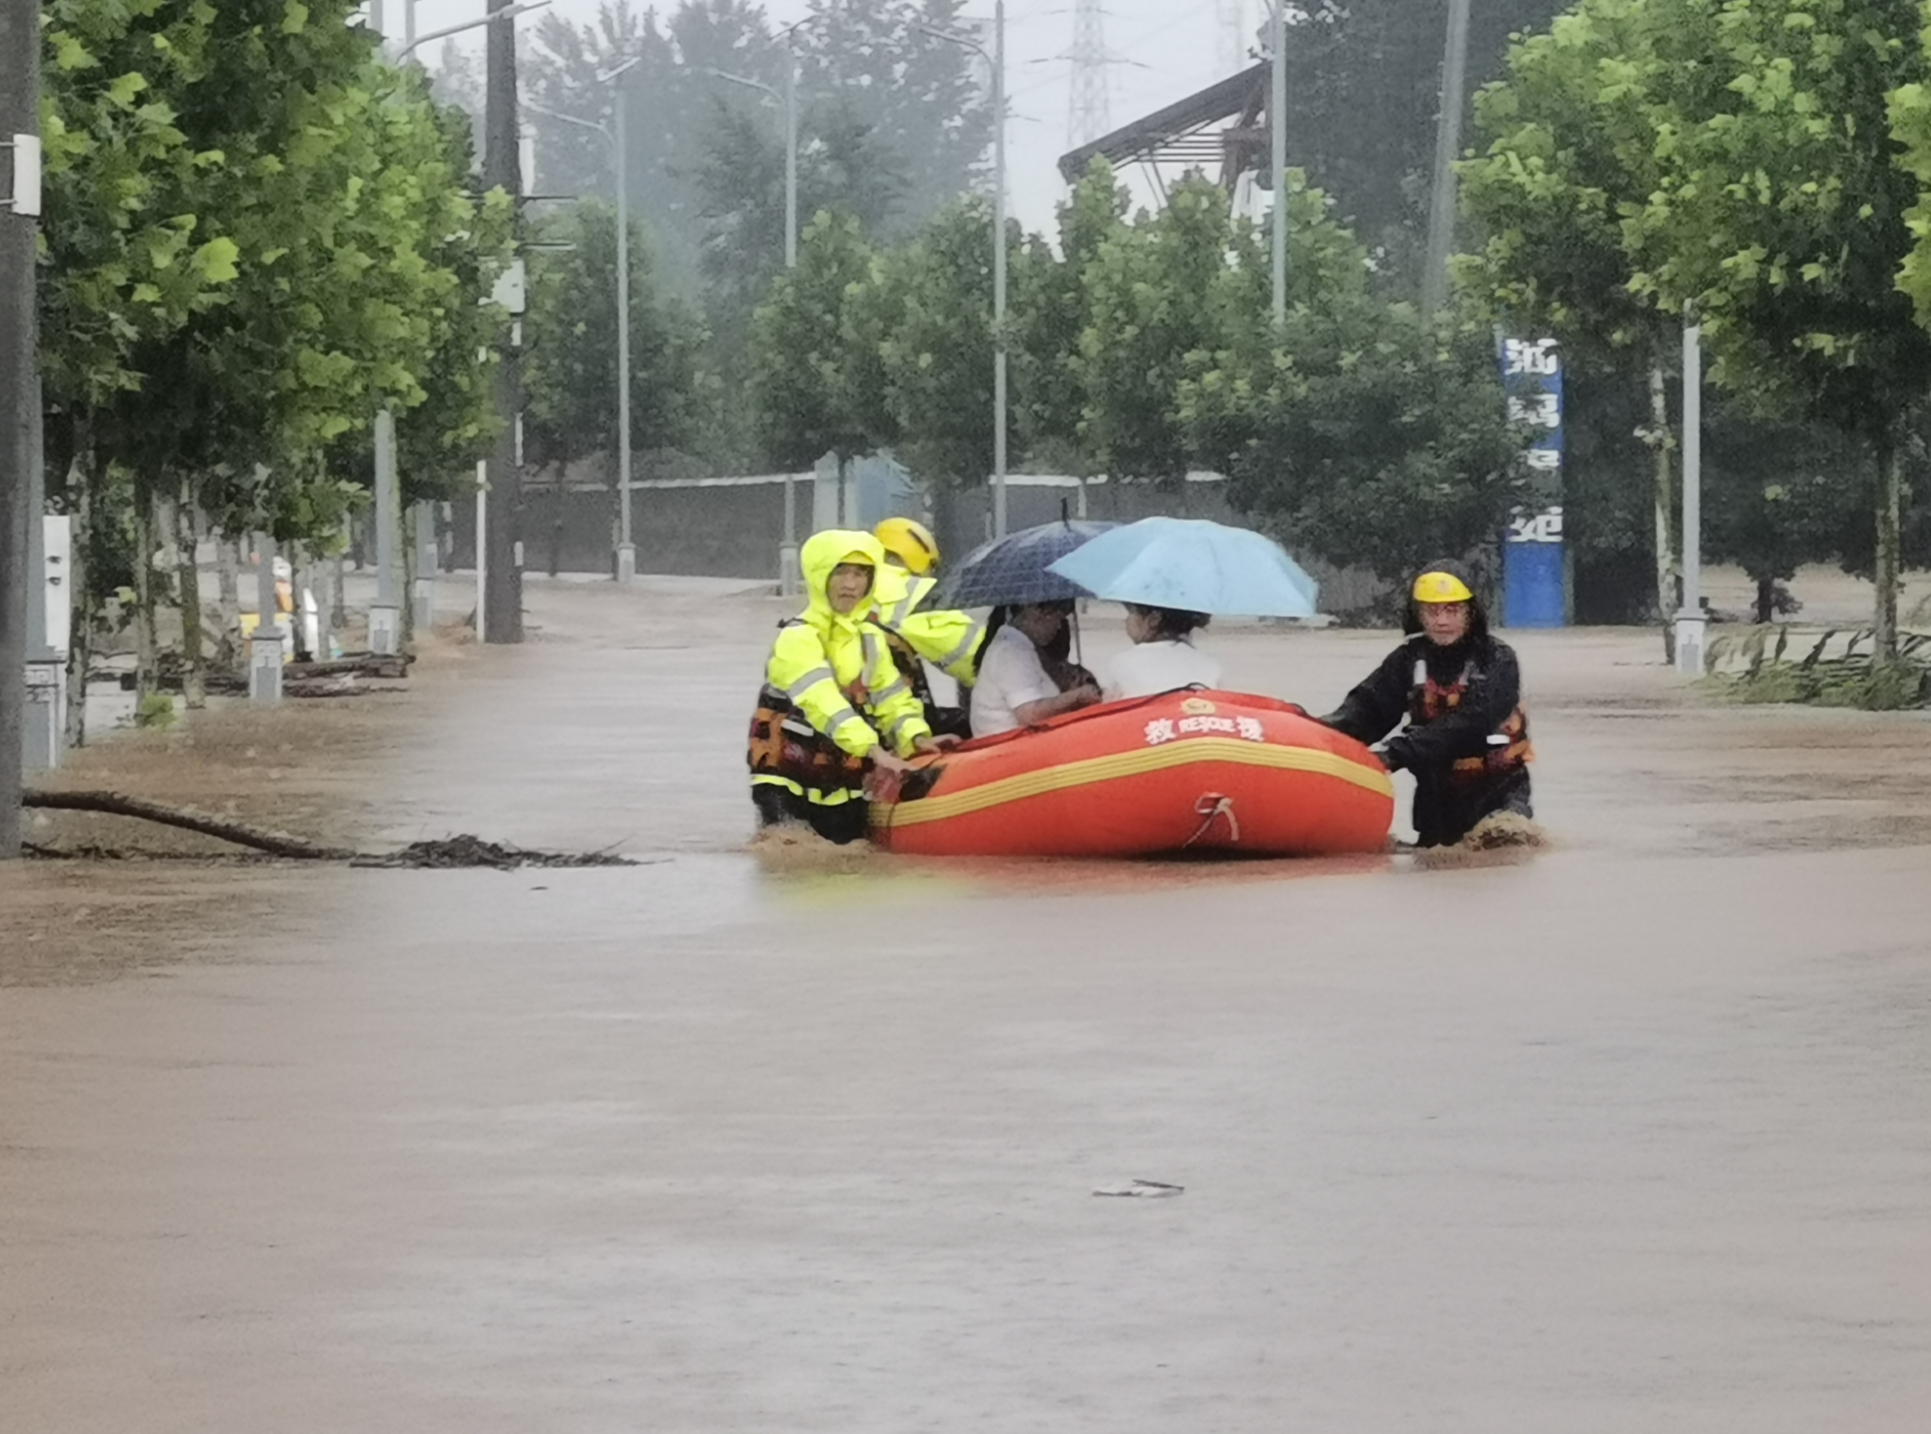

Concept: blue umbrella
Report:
left=1045, top=517, right=1320, bottom=618
left=936, top=519, right=1117, bottom=609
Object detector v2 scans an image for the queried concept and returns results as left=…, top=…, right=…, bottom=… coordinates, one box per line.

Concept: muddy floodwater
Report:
left=5, top=576, right=1931, bottom=1432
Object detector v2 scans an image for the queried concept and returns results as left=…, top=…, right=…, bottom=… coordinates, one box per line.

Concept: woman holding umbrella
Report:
left=1047, top=516, right=1318, bottom=701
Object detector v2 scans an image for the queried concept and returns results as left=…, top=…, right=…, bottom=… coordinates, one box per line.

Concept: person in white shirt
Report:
left=1101, top=604, right=1222, bottom=700
left=970, top=601, right=1102, bottom=736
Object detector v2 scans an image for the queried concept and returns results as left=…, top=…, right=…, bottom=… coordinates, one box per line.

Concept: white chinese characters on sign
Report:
left=1144, top=714, right=1267, bottom=745
left=1507, top=392, right=1562, bottom=430
left=1507, top=506, right=1564, bottom=544
left=1503, top=338, right=1560, bottom=377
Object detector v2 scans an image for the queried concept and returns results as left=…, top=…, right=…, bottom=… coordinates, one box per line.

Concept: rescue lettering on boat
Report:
left=1145, top=713, right=1266, bottom=745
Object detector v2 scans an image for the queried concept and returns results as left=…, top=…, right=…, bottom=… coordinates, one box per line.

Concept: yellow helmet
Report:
left=875, top=516, right=939, bottom=575
left=1412, top=570, right=1474, bottom=604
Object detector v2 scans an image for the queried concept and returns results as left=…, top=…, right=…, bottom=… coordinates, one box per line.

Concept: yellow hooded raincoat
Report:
left=869, top=564, right=985, bottom=702
left=747, top=531, right=934, bottom=808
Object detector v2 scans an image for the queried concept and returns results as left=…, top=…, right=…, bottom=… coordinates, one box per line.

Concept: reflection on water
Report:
left=750, top=826, right=1400, bottom=901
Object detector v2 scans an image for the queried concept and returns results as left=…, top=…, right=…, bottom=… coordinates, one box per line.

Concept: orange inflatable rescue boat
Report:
left=869, top=689, right=1394, bottom=857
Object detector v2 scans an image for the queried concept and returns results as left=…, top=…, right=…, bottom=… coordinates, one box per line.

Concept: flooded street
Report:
left=5, top=578, right=1931, bottom=1431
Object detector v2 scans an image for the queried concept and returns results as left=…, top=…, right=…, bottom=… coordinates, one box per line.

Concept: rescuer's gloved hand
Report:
left=1374, top=737, right=1413, bottom=773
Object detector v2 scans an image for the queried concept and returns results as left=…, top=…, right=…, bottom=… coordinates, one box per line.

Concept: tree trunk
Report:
left=1649, top=361, right=1678, bottom=663
left=65, top=446, right=92, bottom=750
left=1874, top=424, right=1902, bottom=661
left=331, top=519, right=350, bottom=631
left=177, top=485, right=207, bottom=709
left=23, top=789, right=355, bottom=860
left=213, top=534, right=241, bottom=674
left=216, top=533, right=240, bottom=622
left=401, top=532, right=417, bottom=645
left=133, top=478, right=158, bottom=701
left=1754, top=575, right=1776, bottom=626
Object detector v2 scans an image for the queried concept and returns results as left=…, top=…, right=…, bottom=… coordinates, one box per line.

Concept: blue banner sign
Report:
left=1498, top=335, right=1565, bottom=628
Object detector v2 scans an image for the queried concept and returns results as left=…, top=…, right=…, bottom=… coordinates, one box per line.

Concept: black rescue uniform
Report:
left=1321, top=566, right=1533, bottom=848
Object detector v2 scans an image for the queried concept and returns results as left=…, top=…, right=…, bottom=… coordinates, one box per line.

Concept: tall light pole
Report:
left=923, top=1, right=1008, bottom=536
left=1421, top=0, right=1473, bottom=319
left=710, top=67, right=799, bottom=270
left=1675, top=313, right=1705, bottom=675
left=1269, top=0, right=1286, bottom=328
left=396, top=0, right=549, bottom=60
left=528, top=60, right=641, bottom=584
left=713, top=24, right=812, bottom=591
left=601, top=58, right=642, bottom=581
left=1, top=0, right=41, bottom=858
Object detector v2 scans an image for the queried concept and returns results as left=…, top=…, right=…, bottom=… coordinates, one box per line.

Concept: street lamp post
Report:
left=396, top=0, right=549, bottom=60
left=1269, top=0, right=1286, bottom=328
left=526, top=55, right=642, bottom=585
left=711, top=41, right=811, bottom=592
left=922, top=1, right=1008, bottom=537
left=1421, top=0, right=1472, bottom=320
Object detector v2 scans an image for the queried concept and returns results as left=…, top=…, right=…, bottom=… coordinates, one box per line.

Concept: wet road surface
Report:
left=5, top=577, right=1931, bottom=1431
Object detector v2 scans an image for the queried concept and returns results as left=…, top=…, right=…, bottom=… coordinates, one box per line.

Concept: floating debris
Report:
left=352, top=835, right=638, bottom=871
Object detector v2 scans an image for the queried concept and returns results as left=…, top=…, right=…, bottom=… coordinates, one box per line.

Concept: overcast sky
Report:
left=389, top=0, right=1257, bottom=235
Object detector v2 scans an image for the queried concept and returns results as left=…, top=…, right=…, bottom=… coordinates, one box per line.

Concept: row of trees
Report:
left=747, top=166, right=1526, bottom=586
left=1460, top=0, right=1931, bottom=649
left=40, top=1, right=511, bottom=713
left=500, top=0, right=1931, bottom=641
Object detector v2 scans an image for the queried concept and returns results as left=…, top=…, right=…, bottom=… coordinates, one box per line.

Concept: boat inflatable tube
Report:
left=869, top=689, right=1394, bottom=857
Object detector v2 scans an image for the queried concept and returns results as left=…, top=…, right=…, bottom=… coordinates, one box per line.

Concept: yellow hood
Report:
left=798, top=529, right=884, bottom=635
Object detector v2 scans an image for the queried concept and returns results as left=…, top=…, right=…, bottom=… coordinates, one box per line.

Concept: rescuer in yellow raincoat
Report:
left=747, top=529, right=944, bottom=843
left=869, top=517, right=983, bottom=739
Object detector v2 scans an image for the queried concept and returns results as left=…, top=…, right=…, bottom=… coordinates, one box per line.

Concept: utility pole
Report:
left=608, top=59, right=641, bottom=584
left=1269, top=0, right=1286, bottom=328
left=1421, top=0, right=1473, bottom=320
left=992, top=0, right=1007, bottom=538
left=1, top=0, right=42, bottom=859
left=920, top=7, right=1007, bottom=535
left=371, top=408, right=401, bottom=655
left=1675, top=315, right=1706, bottom=675
left=484, top=0, right=525, bottom=643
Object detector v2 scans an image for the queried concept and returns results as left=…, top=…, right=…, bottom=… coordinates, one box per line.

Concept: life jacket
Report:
left=879, top=627, right=938, bottom=710
left=1410, top=658, right=1534, bottom=780
left=747, top=618, right=873, bottom=803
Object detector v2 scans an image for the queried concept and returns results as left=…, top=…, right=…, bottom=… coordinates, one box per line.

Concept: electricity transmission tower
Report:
left=1067, top=0, right=1112, bottom=148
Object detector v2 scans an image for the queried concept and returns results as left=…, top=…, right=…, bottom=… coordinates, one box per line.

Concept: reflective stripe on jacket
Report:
left=871, top=567, right=985, bottom=685
left=747, top=531, right=933, bottom=804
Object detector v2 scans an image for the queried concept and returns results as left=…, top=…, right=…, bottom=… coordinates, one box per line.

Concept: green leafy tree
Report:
left=41, top=2, right=509, bottom=704
left=859, top=197, right=1003, bottom=488
left=39, top=0, right=243, bottom=424
left=1603, top=0, right=1931, bottom=656
left=1185, top=303, right=1524, bottom=588
left=1010, top=161, right=1129, bottom=473
left=1076, top=177, right=1260, bottom=480
left=523, top=200, right=710, bottom=478
left=1178, top=177, right=1523, bottom=585
left=1458, top=0, right=1689, bottom=637
left=748, top=210, right=879, bottom=469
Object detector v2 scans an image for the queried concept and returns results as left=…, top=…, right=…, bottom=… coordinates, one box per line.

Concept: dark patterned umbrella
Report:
left=936, top=520, right=1117, bottom=609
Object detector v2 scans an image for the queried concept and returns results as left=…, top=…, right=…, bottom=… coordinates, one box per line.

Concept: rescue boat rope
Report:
left=1182, top=793, right=1240, bottom=848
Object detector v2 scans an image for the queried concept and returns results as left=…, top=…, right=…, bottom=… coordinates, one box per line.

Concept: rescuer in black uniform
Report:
left=1321, top=561, right=1533, bottom=848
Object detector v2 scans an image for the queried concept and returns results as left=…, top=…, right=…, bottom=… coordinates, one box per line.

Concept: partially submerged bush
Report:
left=1704, top=627, right=1931, bottom=710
